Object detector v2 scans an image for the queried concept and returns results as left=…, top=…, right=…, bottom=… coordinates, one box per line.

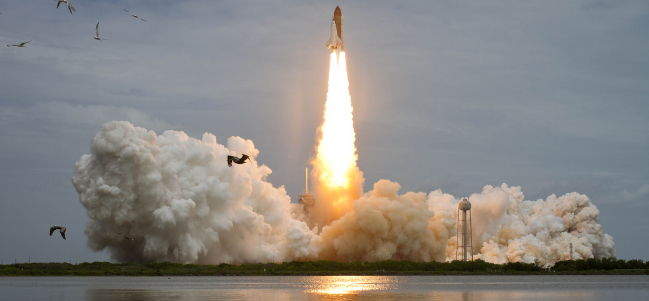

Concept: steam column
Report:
left=456, top=198, right=473, bottom=261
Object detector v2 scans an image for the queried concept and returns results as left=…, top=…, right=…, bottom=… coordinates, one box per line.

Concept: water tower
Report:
left=456, top=198, right=473, bottom=261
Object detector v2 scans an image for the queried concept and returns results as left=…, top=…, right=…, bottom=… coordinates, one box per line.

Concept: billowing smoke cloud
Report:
left=429, top=184, right=616, bottom=266
left=317, top=180, right=454, bottom=262
left=72, top=121, right=318, bottom=263
left=73, top=121, right=615, bottom=266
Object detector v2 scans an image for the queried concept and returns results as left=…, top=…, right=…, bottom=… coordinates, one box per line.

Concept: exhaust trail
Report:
left=307, top=51, right=455, bottom=262
left=310, top=51, right=364, bottom=227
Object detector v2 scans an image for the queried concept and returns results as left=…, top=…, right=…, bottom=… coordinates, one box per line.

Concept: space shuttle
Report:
left=326, top=6, right=344, bottom=52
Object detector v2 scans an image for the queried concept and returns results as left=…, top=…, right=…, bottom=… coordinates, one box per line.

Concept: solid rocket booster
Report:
left=326, top=6, right=344, bottom=52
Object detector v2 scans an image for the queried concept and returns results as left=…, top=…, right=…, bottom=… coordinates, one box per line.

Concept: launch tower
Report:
left=298, top=168, right=315, bottom=212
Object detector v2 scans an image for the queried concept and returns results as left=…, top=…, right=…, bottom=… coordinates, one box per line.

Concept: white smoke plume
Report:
left=429, top=184, right=616, bottom=266
left=317, top=180, right=454, bottom=262
left=72, top=121, right=318, bottom=263
left=73, top=122, right=615, bottom=266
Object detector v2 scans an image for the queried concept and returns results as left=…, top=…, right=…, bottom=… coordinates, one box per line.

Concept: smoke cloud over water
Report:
left=73, top=52, right=615, bottom=266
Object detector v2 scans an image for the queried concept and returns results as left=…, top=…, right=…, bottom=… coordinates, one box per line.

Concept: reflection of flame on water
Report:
left=311, top=282, right=384, bottom=295
left=307, top=276, right=392, bottom=295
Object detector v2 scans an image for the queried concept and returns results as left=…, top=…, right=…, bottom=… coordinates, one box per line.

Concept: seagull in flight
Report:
left=124, top=9, right=147, bottom=22
left=93, top=22, right=106, bottom=41
left=57, top=0, right=76, bottom=15
left=7, top=40, right=31, bottom=47
left=116, top=231, right=137, bottom=241
left=50, top=225, right=67, bottom=240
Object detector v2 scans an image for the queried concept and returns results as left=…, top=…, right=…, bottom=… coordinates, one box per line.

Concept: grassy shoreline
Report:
left=1, top=259, right=648, bottom=276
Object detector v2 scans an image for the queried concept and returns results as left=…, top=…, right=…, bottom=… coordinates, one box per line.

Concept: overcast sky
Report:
left=1, top=0, right=647, bottom=263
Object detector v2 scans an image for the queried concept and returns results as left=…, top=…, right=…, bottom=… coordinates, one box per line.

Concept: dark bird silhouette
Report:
left=50, top=225, right=66, bottom=240
left=116, top=231, right=137, bottom=241
left=227, top=154, right=251, bottom=167
left=124, top=9, right=147, bottom=22
left=7, top=40, right=31, bottom=47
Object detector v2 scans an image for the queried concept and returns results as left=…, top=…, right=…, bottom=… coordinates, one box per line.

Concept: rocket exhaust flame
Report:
left=317, top=52, right=356, bottom=188
left=310, top=51, right=364, bottom=224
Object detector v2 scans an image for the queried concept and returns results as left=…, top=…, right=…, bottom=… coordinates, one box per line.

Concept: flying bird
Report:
left=93, top=22, right=106, bottom=41
left=116, top=231, right=137, bottom=241
left=50, top=225, right=66, bottom=240
left=57, top=0, right=76, bottom=15
left=7, top=40, right=31, bottom=47
left=227, top=154, right=251, bottom=167
left=124, top=9, right=147, bottom=22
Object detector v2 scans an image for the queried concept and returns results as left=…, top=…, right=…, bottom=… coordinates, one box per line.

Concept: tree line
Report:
left=1, top=258, right=647, bottom=276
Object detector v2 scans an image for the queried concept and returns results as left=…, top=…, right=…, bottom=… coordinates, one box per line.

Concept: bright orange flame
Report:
left=312, top=51, right=362, bottom=216
left=317, top=52, right=356, bottom=188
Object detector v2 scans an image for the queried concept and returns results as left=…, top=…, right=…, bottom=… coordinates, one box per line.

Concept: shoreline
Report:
left=1, top=271, right=647, bottom=276
left=2, top=260, right=647, bottom=276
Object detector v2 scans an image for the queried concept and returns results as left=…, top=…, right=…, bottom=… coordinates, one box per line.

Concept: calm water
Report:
left=1, top=275, right=648, bottom=301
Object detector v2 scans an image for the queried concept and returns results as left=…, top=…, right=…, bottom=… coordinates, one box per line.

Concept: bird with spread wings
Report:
left=7, top=40, right=31, bottom=47
left=57, top=0, right=76, bottom=15
left=124, top=9, right=147, bottom=22
left=50, top=225, right=67, bottom=240
left=93, top=22, right=106, bottom=41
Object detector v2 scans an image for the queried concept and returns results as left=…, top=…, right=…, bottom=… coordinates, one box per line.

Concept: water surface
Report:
left=1, top=275, right=648, bottom=300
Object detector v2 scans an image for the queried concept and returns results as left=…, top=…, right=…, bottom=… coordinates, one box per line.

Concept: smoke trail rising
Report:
left=306, top=52, right=456, bottom=261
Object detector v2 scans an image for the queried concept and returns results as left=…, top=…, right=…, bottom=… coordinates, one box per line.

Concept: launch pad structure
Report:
left=298, top=168, right=315, bottom=214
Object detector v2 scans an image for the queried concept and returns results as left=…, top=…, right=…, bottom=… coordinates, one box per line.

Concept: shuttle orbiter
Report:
left=326, top=6, right=344, bottom=52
